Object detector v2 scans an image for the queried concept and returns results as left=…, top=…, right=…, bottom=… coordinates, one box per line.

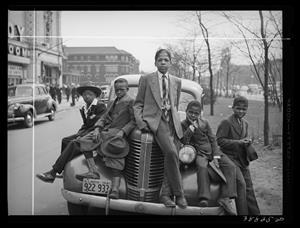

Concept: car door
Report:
left=34, top=86, right=44, bottom=115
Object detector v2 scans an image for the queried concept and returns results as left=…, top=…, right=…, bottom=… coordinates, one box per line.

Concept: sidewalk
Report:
left=55, top=96, right=85, bottom=113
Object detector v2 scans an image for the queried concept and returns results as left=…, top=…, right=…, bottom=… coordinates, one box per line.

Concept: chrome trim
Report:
left=61, top=189, right=225, bottom=215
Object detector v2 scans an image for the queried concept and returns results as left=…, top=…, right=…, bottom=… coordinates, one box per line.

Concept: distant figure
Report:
left=71, top=83, right=76, bottom=106
left=65, top=84, right=71, bottom=102
left=56, top=85, right=62, bottom=104
left=49, top=84, right=56, bottom=101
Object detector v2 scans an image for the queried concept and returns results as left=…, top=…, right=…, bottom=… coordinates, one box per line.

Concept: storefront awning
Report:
left=43, top=61, right=61, bottom=68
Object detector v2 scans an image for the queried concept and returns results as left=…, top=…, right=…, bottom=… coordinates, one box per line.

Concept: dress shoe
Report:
left=160, top=195, right=176, bottom=208
left=56, top=172, right=63, bottom=178
left=36, top=171, right=56, bottom=183
left=218, top=198, right=237, bottom=215
left=75, top=171, right=100, bottom=181
left=176, top=195, right=188, bottom=209
left=198, top=199, right=209, bottom=207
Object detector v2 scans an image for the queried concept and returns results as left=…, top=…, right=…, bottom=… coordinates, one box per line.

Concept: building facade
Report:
left=8, top=10, right=64, bottom=86
left=64, top=46, right=140, bottom=85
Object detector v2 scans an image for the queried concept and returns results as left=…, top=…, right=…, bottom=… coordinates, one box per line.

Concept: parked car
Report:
left=61, top=74, right=235, bottom=215
left=99, top=84, right=110, bottom=104
left=8, top=83, right=57, bottom=128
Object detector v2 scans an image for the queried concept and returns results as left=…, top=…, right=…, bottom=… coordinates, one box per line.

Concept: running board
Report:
left=61, top=189, right=226, bottom=215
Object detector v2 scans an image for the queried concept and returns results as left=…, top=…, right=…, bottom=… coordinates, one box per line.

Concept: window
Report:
left=178, top=92, right=195, bottom=112
left=105, top=65, right=118, bottom=73
left=74, top=56, right=77, bottom=60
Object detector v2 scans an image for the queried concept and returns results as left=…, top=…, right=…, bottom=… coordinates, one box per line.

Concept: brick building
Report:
left=63, top=46, right=140, bottom=85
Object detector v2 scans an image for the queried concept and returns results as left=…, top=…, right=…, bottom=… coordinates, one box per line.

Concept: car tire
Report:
left=23, top=111, right=33, bottom=128
left=67, top=202, right=88, bottom=215
left=48, top=107, right=55, bottom=121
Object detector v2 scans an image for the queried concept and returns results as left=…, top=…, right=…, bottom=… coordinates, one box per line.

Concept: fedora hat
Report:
left=101, top=135, right=129, bottom=158
left=77, top=81, right=102, bottom=97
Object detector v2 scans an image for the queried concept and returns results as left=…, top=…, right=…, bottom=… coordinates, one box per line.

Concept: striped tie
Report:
left=162, top=74, right=169, bottom=121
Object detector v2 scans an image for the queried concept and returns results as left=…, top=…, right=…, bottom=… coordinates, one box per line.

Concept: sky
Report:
left=61, top=11, right=282, bottom=73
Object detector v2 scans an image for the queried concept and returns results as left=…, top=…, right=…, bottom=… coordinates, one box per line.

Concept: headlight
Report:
left=179, top=145, right=196, bottom=164
left=8, top=103, right=22, bottom=113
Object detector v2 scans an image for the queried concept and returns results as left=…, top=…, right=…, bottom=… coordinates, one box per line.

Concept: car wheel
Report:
left=23, top=111, right=33, bottom=128
left=48, top=107, right=55, bottom=121
left=67, top=202, right=88, bottom=215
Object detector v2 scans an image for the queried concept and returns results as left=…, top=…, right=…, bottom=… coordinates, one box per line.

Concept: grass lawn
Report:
left=202, top=97, right=283, bottom=215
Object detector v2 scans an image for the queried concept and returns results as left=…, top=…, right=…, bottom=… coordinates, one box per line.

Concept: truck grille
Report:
left=125, top=132, right=164, bottom=202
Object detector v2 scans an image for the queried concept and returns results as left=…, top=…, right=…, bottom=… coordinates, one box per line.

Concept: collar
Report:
left=84, top=98, right=98, bottom=111
left=157, top=71, right=169, bottom=79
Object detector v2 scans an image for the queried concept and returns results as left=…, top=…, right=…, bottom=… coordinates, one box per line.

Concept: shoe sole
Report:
left=36, top=174, right=55, bottom=183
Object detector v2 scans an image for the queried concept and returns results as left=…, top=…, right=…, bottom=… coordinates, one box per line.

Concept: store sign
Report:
left=8, top=22, right=24, bottom=42
left=8, top=44, right=29, bottom=58
left=8, top=64, right=23, bottom=77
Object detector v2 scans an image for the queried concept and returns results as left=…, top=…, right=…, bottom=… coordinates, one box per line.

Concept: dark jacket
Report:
left=216, top=114, right=250, bottom=167
left=95, top=94, right=136, bottom=136
left=181, top=118, right=221, bottom=161
left=77, top=99, right=107, bottom=136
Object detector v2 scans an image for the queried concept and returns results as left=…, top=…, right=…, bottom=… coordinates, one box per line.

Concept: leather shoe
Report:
left=75, top=171, right=100, bottom=181
left=176, top=195, right=188, bottom=209
left=218, top=198, right=237, bottom=215
left=36, top=171, right=55, bottom=183
left=160, top=195, right=176, bottom=208
left=198, top=199, right=209, bottom=207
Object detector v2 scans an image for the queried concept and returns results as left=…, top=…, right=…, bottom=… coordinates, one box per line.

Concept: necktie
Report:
left=162, top=74, right=169, bottom=121
left=162, top=74, right=167, bottom=100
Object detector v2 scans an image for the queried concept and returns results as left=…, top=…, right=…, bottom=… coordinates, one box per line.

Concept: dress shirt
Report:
left=82, top=98, right=98, bottom=116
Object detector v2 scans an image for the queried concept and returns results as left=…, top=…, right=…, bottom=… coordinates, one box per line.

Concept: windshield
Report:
left=109, top=86, right=195, bottom=112
left=11, top=86, right=33, bottom=97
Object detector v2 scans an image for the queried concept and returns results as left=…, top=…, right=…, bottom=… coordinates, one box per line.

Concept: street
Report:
left=8, top=104, right=83, bottom=215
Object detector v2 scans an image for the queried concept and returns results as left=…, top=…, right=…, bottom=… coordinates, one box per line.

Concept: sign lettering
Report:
left=8, top=22, right=25, bottom=41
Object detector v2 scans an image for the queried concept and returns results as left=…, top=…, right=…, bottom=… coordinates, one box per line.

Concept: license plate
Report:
left=82, top=178, right=111, bottom=195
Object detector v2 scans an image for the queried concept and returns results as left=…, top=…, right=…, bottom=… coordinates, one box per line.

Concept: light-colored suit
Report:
left=133, top=72, right=184, bottom=196
left=134, top=72, right=183, bottom=138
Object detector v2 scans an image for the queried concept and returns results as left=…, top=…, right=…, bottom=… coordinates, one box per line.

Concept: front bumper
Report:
left=8, top=116, right=24, bottom=123
left=61, top=189, right=226, bottom=215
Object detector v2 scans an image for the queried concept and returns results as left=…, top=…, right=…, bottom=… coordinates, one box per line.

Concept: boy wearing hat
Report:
left=36, top=82, right=107, bottom=183
left=76, top=78, right=136, bottom=199
left=216, top=96, right=260, bottom=215
left=181, top=100, right=237, bottom=214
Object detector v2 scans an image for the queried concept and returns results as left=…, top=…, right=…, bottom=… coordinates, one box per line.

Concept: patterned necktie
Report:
left=162, top=74, right=167, bottom=100
left=162, top=74, right=169, bottom=121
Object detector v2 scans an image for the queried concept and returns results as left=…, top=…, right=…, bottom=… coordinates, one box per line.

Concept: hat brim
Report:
left=101, top=136, right=129, bottom=158
left=76, top=86, right=102, bottom=97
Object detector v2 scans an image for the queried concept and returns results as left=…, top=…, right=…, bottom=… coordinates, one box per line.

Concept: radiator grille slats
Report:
left=125, top=134, right=164, bottom=202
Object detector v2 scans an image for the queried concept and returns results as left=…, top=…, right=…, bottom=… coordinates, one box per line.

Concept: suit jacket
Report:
left=181, top=118, right=222, bottom=161
left=95, top=94, right=136, bottom=136
left=77, top=99, right=107, bottom=136
left=216, top=114, right=250, bottom=167
left=133, top=72, right=183, bottom=139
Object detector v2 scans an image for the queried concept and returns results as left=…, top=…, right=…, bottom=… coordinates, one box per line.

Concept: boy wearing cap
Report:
left=181, top=100, right=237, bottom=214
left=76, top=78, right=136, bottom=199
left=216, top=96, right=260, bottom=215
left=36, top=82, right=107, bottom=183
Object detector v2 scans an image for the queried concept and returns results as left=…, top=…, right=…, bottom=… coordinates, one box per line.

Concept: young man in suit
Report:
left=216, top=96, right=260, bottom=215
left=36, top=83, right=107, bottom=183
left=133, top=49, right=187, bottom=209
left=181, top=100, right=237, bottom=214
left=75, top=78, right=136, bottom=199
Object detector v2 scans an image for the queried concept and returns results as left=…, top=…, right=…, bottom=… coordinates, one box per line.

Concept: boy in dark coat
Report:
left=75, top=78, right=136, bottom=199
left=36, top=83, right=107, bottom=183
left=216, top=96, right=260, bottom=215
left=181, top=100, right=237, bottom=214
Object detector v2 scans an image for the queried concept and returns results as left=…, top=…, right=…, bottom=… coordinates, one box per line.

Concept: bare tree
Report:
left=196, top=11, right=215, bottom=115
left=223, top=11, right=281, bottom=146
